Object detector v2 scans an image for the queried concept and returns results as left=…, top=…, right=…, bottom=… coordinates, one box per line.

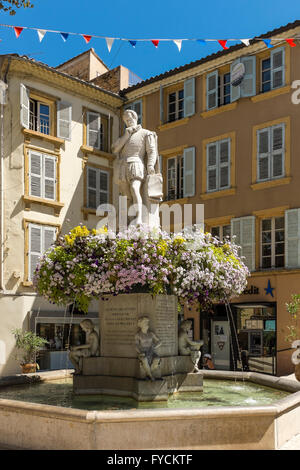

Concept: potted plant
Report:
left=12, top=329, right=48, bottom=374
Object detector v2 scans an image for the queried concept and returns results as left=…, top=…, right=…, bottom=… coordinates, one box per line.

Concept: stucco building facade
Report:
left=121, top=20, right=300, bottom=376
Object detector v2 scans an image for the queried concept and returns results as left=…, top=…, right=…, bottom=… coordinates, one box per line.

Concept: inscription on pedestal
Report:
left=99, top=294, right=178, bottom=358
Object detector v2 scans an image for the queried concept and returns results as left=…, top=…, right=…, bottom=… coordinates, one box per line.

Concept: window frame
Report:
left=85, top=164, right=110, bottom=211
left=28, top=150, right=57, bottom=201
left=167, top=88, right=184, bottom=123
left=260, top=216, right=285, bottom=269
left=166, top=154, right=184, bottom=200
left=256, top=123, right=285, bottom=183
left=206, top=138, right=231, bottom=193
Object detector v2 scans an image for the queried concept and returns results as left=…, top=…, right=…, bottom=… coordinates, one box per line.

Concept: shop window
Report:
left=261, top=216, right=285, bottom=269
left=36, top=322, right=86, bottom=350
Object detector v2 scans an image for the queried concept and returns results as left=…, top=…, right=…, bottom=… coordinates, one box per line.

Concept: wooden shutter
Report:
left=271, top=47, right=285, bottom=89
left=206, top=71, right=218, bottom=110
left=29, top=224, right=42, bottom=281
left=285, top=209, right=300, bottom=268
left=219, top=140, right=230, bottom=189
left=43, top=226, right=56, bottom=253
left=230, top=59, right=241, bottom=102
left=29, top=151, right=42, bottom=198
left=184, top=77, right=195, bottom=117
left=241, top=56, right=256, bottom=97
left=271, top=124, right=284, bottom=178
left=87, top=166, right=97, bottom=209
left=231, top=216, right=256, bottom=271
left=257, top=128, right=270, bottom=181
left=87, top=112, right=101, bottom=149
left=207, top=143, right=217, bottom=191
left=20, top=83, right=30, bottom=129
left=183, top=146, right=195, bottom=197
left=99, top=170, right=109, bottom=205
left=44, top=155, right=56, bottom=200
left=57, top=101, right=72, bottom=140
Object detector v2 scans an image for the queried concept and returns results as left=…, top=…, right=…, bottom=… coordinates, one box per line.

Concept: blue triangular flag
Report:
left=60, top=32, right=69, bottom=42
left=197, top=39, right=206, bottom=45
left=262, top=38, right=273, bottom=48
left=129, top=40, right=137, bottom=47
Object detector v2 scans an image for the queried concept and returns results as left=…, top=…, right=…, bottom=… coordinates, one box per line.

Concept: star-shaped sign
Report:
left=264, top=279, right=274, bottom=297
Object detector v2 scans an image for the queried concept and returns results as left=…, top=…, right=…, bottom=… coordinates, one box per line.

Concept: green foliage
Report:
left=12, top=328, right=48, bottom=364
left=0, top=0, right=34, bottom=15
left=285, top=294, right=300, bottom=343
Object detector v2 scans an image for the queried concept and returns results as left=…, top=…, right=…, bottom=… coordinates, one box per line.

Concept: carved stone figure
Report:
left=291, top=339, right=300, bottom=381
left=178, top=320, right=204, bottom=373
left=135, top=316, right=162, bottom=381
left=111, top=109, right=162, bottom=228
left=69, top=319, right=100, bottom=374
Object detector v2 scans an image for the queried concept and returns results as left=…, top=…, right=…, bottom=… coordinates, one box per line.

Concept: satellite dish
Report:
left=231, top=62, right=246, bottom=87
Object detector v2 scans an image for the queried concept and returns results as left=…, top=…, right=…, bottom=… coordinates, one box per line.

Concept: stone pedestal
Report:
left=73, top=294, right=203, bottom=401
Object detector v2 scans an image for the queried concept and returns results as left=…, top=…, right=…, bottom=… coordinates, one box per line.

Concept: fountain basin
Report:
left=0, top=370, right=300, bottom=450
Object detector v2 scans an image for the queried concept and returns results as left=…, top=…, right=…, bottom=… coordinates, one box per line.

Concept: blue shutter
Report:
left=271, top=46, right=285, bottom=89
left=184, top=77, right=195, bottom=117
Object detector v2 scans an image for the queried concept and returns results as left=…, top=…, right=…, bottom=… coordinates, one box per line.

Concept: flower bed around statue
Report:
left=33, top=224, right=250, bottom=313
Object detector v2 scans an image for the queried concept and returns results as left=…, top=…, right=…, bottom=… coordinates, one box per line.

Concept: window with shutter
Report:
left=183, top=147, right=195, bottom=197
left=257, top=124, right=285, bottom=182
left=87, top=112, right=101, bottom=149
left=20, top=84, right=30, bottom=129
left=184, top=77, right=195, bottom=117
left=261, top=47, right=285, bottom=93
left=29, top=151, right=57, bottom=201
left=86, top=166, right=109, bottom=210
left=28, top=224, right=57, bottom=281
left=206, top=139, right=230, bottom=192
left=285, top=209, right=300, bottom=268
left=206, top=71, right=218, bottom=110
left=57, top=101, right=72, bottom=141
left=231, top=216, right=255, bottom=271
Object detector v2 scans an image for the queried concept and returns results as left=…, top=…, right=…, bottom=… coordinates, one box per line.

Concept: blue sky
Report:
left=1, top=0, right=300, bottom=80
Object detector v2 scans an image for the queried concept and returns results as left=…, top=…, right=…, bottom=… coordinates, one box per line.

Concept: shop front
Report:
left=190, top=271, right=300, bottom=376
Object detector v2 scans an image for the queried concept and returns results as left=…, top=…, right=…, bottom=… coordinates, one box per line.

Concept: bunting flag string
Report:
left=1, top=23, right=299, bottom=52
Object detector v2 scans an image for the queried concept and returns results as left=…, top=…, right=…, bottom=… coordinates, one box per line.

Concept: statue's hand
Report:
left=147, top=165, right=155, bottom=175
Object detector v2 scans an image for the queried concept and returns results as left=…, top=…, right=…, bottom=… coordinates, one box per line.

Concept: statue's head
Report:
left=137, top=316, right=150, bottom=330
left=180, top=320, right=192, bottom=332
left=80, top=319, right=95, bottom=332
left=123, top=109, right=138, bottom=128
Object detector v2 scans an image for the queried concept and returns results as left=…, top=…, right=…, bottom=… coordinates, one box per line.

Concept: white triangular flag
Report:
left=240, top=38, right=251, bottom=46
left=37, top=29, right=46, bottom=42
left=173, top=39, right=182, bottom=51
left=105, top=37, right=114, bottom=52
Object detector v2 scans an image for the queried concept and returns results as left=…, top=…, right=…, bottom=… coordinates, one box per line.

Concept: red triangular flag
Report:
left=151, top=40, right=159, bottom=48
left=83, top=35, right=92, bottom=44
left=286, top=38, right=296, bottom=47
left=14, top=27, right=23, bottom=39
left=218, top=40, right=228, bottom=50
left=218, top=39, right=229, bottom=49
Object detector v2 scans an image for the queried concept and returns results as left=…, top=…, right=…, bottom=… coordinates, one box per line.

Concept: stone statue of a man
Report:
left=111, top=109, right=162, bottom=227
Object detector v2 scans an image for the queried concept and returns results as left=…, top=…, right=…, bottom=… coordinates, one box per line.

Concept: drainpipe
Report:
left=0, top=58, right=10, bottom=292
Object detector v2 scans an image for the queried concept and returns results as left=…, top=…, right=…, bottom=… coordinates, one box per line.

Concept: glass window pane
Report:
left=262, top=219, right=272, bottom=231
left=275, top=217, right=284, bottom=230
left=275, top=242, right=284, bottom=255
left=211, top=226, right=220, bottom=238
left=262, top=257, right=272, bottom=268
left=275, top=255, right=284, bottom=267
left=262, top=244, right=272, bottom=256
left=223, top=225, right=231, bottom=238
left=262, top=58, right=271, bottom=71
